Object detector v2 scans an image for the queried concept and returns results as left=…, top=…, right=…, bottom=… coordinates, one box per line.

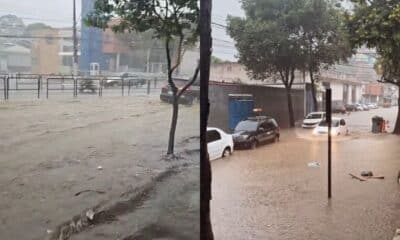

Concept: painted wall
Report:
left=209, top=83, right=305, bottom=132
left=80, top=0, right=106, bottom=74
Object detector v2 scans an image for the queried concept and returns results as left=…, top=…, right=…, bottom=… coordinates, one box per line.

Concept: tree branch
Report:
left=165, top=37, right=177, bottom=92
left=177, top=65, right=200, bottom=98
left=289, top=67, right=295, bottom=88
left=170, top=33, right=185, bottom=73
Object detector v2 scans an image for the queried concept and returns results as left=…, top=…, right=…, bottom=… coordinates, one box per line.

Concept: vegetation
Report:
left=86, top=0, right=200, bottom=154
left=346, top=0, right=400, bottom=134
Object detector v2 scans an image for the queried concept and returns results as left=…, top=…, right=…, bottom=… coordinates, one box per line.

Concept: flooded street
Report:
left=211, top=107, right=400, bottom=240
left=0, top=96, right=199, bottom=239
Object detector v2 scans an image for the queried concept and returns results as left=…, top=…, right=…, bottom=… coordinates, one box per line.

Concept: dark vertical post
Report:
left=3, top=77, right=6, bottom=100
left=147, top=80, right=151, bottom=95
left=326, top=88, right=332, bottom=199
left=100, top=79, right=103, bottom=97
left=121, top=77, right=124, bottom=96
left=128, top=79, right=131, bottom=96
left=98, top=79, right=101, bottom=97
left=46, top=78, right=49, bottom=99
left=37, top=76, right=41, bottom=99
left=6, top=76, right=9, bottom=100
left=200, top=0, right=213, bottom=238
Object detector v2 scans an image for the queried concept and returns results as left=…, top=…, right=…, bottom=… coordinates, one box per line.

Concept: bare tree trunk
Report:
left=286, top=88, right=295, bottom=128
left=393, top=86, right=400, bottom=135
left=309, top=69, right=318, bottom=111
left=167, top=97, right=179, bottom=154
left=165, top=38, right=179, bottom=155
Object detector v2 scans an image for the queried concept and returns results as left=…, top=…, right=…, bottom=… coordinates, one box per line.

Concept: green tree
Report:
left=227, top=0, right=308, bottom=127
left=300, top=0, right=353, bottom=111
left=86, top=0, right=199, bottom=154
left=346, top=0, right=400, bottom=134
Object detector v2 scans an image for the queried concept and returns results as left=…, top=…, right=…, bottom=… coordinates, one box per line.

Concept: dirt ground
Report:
left=211, top=108, right=400, bottom=240
left=0, top=96, right=199, bottom=240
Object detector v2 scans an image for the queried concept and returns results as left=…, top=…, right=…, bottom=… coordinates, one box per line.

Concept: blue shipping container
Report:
left=228, top=94, right=254, bottom=130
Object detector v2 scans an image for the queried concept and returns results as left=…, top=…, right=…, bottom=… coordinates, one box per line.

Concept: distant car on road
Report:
left=160, top=78, right=199, bottom=105
left=368, top=103, right=378, bottom=109
left=362, top=104, right=370, bottom=111
left=313, top=117, right=349, bottom=136
left=332, top=102, right=346, bottom=114
left=302, top=112, right=326, bottom=128
left=207, top=127, right=234, bottom=161
left=345, top=104, right=358, bottom=112
left=233, top=116, right=280, bottom=149
left=355, top=103, right=364, bottom=111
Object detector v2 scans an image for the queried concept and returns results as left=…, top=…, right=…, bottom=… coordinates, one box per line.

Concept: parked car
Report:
left=369, top=103, right=378, bottom=109
left=362, top=104, right=370, bottom=111
left=302, top=112, right=326, bottom=128
left=160, top=78, right=199, bottom=105
left=345, top=104, right=358, bottom=112
left=332, top=102, right=346, bottom=114
left=355, top=103, right=364, bottom=111
left=207, top=127, right=234, bottom=161
left=79, top=79, right=97, bottom=94
left=105, top=73, right=147, bottom=88
left=313, top=117, right=349, bottom=136
left=233, top=116, right=280, bottom=149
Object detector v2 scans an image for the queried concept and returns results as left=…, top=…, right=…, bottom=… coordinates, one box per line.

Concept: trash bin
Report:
left=372, top=116, right=384, bottom=133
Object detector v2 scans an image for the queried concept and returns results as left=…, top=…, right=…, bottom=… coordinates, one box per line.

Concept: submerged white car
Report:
left=207, top=127, right=234, bottom=161
left=302, top=112, right=326, bottom=128
left=313, top=117, right=349, bottom=136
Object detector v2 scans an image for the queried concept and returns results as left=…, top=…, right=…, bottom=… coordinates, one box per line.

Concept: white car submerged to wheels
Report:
left=313, top=117, right=349, bottom=136
left=302, top=112, right=326, bottom=128
left=207, top=127, right=234, bottom=161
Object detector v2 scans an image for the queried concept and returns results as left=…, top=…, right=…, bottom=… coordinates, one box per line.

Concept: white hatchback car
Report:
left=313, top=117, right=349, bottom=136
left=302, top=112, right=326, bottom=128
left=207, top=127, right=234, bottom=161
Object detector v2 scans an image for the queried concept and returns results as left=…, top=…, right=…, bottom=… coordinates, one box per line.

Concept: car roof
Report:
left=331, top=117, right=343, bottom=121
left=247, top=116, right=273, bottom=121
left=308, top=112, right=325, bottom=115
left=207, top=127, right=224, bottom=132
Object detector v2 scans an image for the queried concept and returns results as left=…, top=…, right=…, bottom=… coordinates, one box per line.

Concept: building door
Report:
left=352, top=85, right=357, bottom=103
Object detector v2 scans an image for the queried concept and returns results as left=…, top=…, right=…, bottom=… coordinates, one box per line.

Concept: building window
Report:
left=62, top=56, right=73, bottom=67
left=227, top=65, right=232, bottom=72
left=63, top=46, right=73, bottom=52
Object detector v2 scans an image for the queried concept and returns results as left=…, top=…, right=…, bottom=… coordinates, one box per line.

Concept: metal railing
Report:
left=0, top=74, right=167, bottom=101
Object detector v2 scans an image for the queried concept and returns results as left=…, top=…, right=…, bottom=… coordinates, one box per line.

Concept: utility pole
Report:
left=72, top=0, right=79, bottom=76
left=200, top=0, right=213, bottom=238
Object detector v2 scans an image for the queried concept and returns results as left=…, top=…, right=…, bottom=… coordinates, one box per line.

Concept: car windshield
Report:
left=235, top=121, right=259, bottom=132
left=306, top=113, right=322, bottom=119
left=319, top=120, right=339, bottom=127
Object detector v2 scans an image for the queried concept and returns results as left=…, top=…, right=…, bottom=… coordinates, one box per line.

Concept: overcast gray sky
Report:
left=0, top=0, right=243, bottom=60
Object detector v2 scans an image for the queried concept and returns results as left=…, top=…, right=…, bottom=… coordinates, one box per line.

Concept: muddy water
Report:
left=0, top=97, right=199, bottom=239
left=211, top=127, right=400, bottom=240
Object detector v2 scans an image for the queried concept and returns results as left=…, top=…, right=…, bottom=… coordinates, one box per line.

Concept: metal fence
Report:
left=1, top=74, right=167, bottom=101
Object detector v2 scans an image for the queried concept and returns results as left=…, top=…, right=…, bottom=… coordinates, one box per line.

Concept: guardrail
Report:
left=0, top=74, right=167, bottom=101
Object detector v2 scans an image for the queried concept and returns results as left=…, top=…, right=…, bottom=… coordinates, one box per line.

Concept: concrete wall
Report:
left=208, top=83, right=305, bottom=132
left=331, top=82, right=343, bottom=102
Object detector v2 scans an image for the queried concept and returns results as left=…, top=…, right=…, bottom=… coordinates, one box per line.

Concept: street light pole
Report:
left=72, top=0, right=79, bottom=76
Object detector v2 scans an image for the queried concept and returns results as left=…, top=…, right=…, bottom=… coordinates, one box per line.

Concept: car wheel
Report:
left=273, top=134, right=279, bottom=143
left=222, top=147, right=231, bottom=158
left=250, top=141, right=257, bottom=150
